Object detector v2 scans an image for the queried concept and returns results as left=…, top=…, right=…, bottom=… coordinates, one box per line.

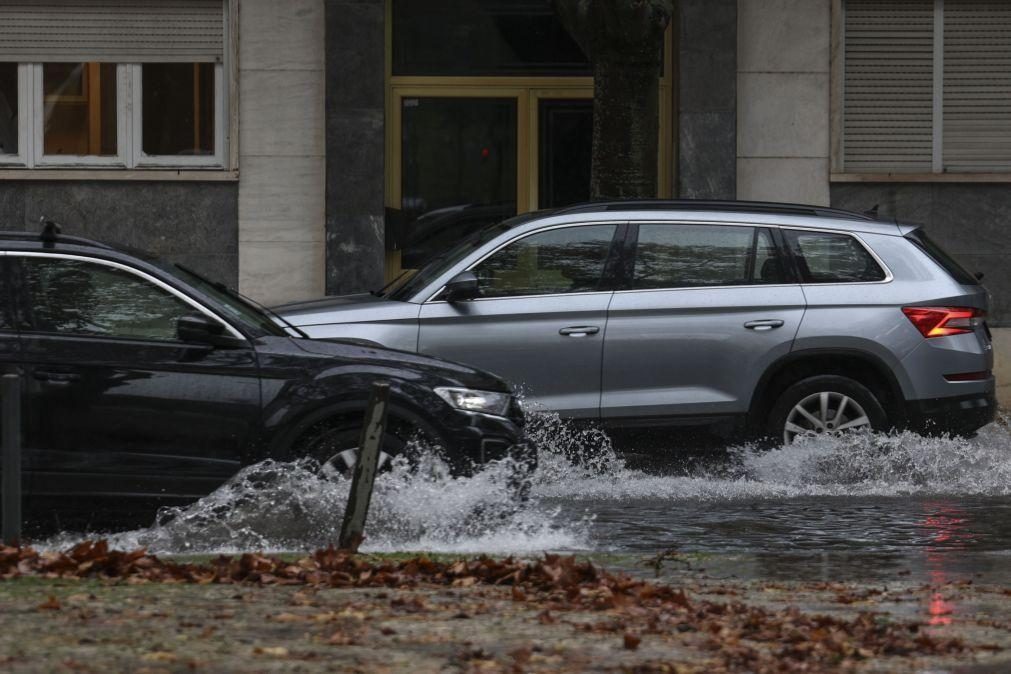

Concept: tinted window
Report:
left=784, top=230, right=886, bottom=283
left=393, top=0, right=590, bottom=76
left=632, top=225, right=784, bottom=289
left=20, top=257, right=196, bottom=341
left=472, top=225, right=617, bottom=298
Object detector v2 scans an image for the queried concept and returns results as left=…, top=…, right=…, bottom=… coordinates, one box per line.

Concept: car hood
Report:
left=262, top=336, right=509, bottom=393
left=274, top=293, right=418, bottom=327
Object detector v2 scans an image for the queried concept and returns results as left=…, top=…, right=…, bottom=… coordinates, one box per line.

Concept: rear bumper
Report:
left=903, top=389, right=996, bottom=436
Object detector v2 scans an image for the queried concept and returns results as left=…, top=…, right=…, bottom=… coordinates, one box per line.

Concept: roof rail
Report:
left=552, top=199, right=876, bottom=221
left=0, top=229, right=115, bottom=250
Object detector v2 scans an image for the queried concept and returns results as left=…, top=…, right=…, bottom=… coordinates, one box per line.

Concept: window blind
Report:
left=943, top=0, right=1011, bottom=171
left=0, top=0, right=225, bottom=63
left=843, top=0, right=935, bottom=173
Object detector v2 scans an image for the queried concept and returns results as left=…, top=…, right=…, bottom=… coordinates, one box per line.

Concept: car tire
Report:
left=293, top=420, right=413, bottom=479
left=767, top=375, right=888, bottom=445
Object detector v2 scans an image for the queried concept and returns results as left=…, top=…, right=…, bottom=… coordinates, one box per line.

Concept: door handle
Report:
left=34, top=370, right=81, bottom=383
left=744, top=319, right=785, bottom=331
left=559, top=326, right=600, bottom=337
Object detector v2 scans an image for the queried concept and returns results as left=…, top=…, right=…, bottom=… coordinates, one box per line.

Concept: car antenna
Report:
left=40, top=217, right=62, bottom=247
left=863, top=204, right=880, bottom=219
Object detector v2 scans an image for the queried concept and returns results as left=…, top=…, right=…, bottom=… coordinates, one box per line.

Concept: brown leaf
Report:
left=37, top=596, right=61, bottom=611
left=623, top=633, right=642, bottom=650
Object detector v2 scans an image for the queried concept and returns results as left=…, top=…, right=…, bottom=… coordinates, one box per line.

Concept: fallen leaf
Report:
left=37, top=596, right=61, bottom=611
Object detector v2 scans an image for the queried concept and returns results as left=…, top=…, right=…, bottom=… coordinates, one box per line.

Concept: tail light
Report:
left=902, top=306, right=985, bottom=338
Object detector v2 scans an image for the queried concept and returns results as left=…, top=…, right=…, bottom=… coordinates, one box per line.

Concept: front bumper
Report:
left=436, top=402, right=535, bottom=475
left=903, top=390, right=997, bottom=437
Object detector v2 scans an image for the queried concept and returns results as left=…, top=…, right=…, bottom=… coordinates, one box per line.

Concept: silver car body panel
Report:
left=285, top=293, right=421, bottom=352
left=276, top=207, right=993, bottom=428
left=601, top=284, right=806, bottom=418
left=419, top=292, right=612, bottom=418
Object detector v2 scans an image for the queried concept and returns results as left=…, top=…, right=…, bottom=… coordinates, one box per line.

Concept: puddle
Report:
left=40, top=413, right=1011, bottom=569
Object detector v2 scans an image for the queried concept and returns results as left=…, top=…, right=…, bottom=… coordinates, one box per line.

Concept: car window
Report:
left=19, top=257, right=198, bottom=341
left=784, top=230, right=886, bottom=283
left=632, top=224, right=784, bottom=289
left=472, top=224, right=617, bottom=298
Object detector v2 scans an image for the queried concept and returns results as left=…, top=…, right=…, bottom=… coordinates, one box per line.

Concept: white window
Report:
left=840, top=0, right=1011, bottom=174
left=0, top=0, right=229, bottom=170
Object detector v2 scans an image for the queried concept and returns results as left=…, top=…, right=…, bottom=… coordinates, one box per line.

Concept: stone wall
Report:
left=323, top=0, right=386, bottom=296
left=737, top=0, right=831, bottom=205
left=237, top=0, right=326, bottom=305
left=0, top=181, right=238, bottom=285
left=677, top=0, right=736, bottom=199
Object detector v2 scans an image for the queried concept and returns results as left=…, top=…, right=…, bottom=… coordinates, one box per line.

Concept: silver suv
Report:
left=277, top=201, right=996, bottom=443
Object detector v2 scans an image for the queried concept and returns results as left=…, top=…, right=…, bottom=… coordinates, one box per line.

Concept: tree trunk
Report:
left=555, top=0, right=672, bottom=201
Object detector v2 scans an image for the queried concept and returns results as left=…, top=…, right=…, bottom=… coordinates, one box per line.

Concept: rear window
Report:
left=784, top=230, right=886, bottom=283
left=905, top=229, right=979, bottom=286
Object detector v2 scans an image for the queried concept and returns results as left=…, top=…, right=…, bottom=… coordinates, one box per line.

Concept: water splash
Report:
left=533, top=421, right=1011, bottom=501
left=39, top=412, right=1011, bottom=555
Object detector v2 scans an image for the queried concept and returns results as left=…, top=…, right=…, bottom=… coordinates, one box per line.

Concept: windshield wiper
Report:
left=176, top=264, right=310, bottom=339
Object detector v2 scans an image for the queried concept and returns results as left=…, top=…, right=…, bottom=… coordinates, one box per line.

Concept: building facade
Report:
left=0, top=0, right=1008, bottom=402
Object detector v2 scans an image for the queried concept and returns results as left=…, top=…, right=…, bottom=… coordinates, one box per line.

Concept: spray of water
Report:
left=40, top=412, right=1011, bottom=555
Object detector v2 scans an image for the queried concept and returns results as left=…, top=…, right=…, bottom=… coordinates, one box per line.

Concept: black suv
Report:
left=0, top=227, right=529, bottom=529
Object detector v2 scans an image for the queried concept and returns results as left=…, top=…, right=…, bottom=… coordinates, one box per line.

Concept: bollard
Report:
left=2, top=373, right=21, bottom=546
left=338, top=381, right=390, bottom=552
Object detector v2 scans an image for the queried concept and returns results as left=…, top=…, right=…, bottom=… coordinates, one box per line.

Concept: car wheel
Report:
left=768, top=375, right=887, bottom=445
left=294, top=423, right=409, bottom=480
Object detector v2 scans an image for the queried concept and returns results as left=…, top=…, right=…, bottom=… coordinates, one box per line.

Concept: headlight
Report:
left=434, top=387, right=512, bottom=417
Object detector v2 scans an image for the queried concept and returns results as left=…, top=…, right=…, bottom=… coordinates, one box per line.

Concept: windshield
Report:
left=154, top=262, right=288, bottom=336
left=386, top=212, right=543, bottom=301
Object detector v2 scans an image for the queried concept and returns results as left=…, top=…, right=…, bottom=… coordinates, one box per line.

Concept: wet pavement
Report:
left=40, top=414, right=1011, bottom=588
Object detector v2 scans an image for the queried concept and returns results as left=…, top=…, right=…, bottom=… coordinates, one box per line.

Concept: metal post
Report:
left=2, top=374, right=22, bottom=546
left=338, top=381, right=390, bottom=552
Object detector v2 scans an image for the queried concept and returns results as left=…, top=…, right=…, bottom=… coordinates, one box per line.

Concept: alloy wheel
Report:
left=318, top=447, right=395, bottom=480
left=783, top=391, right=872, bottom=444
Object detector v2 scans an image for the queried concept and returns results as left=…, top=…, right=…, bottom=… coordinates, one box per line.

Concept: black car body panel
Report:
left=0, top=232, right=527, bottom=529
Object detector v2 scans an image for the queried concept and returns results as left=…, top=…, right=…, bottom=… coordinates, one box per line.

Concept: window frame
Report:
left=831, top=0, right=1011, bottom=182
left=467, top=222, right=622, bottom=300
left=0, top=0, right=234, bottom=173
left=624, top=222, right=790, bottom=292
left=779, top=226, right=894, bottom=285
left=8, top=251, right=245, bottom=342
left=131, top=63, right=226, bottom=168
left=424, top=222, right=626, bottom=302
left=0, top=64, right=30, bottom=167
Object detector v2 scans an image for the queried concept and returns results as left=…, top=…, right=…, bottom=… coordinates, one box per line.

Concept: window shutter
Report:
left=0, top=0, right=224, bottom=63
left=843, top=0, right=935, bottom=172
left=943, top=0, right=1011, bottom=172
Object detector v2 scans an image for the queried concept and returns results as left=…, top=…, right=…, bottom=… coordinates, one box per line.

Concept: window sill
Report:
left=0, top=168, right=239, bottom=182
left=831, top=173, right=1011, bottom=184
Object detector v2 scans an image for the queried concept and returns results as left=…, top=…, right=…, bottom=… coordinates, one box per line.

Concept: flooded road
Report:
left=44, top=414, right=1011, bottom=584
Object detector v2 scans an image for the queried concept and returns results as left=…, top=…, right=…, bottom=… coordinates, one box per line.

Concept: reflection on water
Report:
left=42, top=413, right=1011, bottom=586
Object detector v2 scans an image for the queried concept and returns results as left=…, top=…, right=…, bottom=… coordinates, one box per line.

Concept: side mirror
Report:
left=177, top=313, right=242, bottom=348
left=443, top=271, right=480, bottom=303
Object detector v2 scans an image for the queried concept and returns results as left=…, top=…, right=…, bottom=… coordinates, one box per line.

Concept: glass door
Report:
left=397, top=96, right=518, bottom=269
left=536, top=97, right=592, bottom=209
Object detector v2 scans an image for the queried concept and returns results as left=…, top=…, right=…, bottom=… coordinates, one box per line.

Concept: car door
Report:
left=601, top=222, right=807, bottom=422
left=10, top=252, right=262, bottom=507
left=418, top=223, right=623, bottom=418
